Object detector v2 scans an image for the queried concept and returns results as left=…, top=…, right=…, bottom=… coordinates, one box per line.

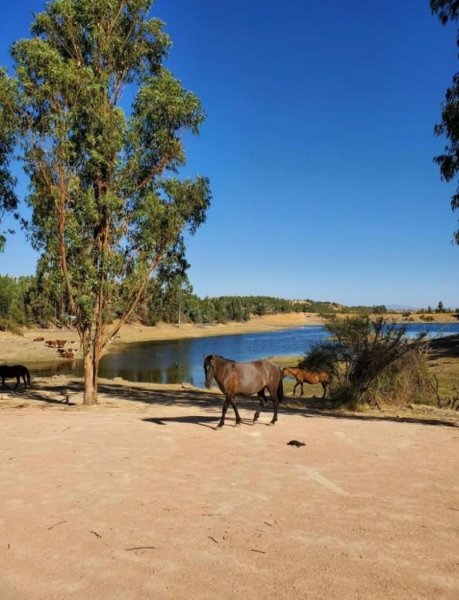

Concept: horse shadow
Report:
left=143, top=415, right=220, bottom=429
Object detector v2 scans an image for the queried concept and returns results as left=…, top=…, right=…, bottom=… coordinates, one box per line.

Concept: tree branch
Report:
left=102, top=250, right=165, bottom=351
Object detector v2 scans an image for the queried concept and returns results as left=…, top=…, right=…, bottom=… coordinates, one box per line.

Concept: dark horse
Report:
left=0, top=364, right=31, bottom=389
left=282, top=367, right=329, bottom=399
left=204, top=354, right=284, bottom=427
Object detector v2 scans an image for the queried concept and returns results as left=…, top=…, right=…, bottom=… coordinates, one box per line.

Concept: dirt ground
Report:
left=1, top=378, right=458, bottom=600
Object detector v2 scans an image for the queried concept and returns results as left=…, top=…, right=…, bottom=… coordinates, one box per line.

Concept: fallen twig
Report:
left=125, top=546, right=155, bottom=552
left=208, top=536, right=219, bottom=544
left=250, top=548, right=266, bottom=554
left=47, top=520, right=67, bottom=530
left=90, top=530, right=102, bottom=538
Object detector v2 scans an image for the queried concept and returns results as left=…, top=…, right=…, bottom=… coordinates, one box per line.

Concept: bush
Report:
left=364, top=346, right=432, bottom=408
left=301, top=316, right=429, bottom=409
left=0, top=317, right=24, bottom=336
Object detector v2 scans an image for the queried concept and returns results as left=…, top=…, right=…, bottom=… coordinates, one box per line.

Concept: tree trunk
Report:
left=92, top=344, right=101, bottom=403
left=83, top=350, right=97, bottom=405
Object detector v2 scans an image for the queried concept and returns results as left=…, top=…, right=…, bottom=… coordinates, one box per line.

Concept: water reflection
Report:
left=32, top=322, right=459, bottom=388
left=33, top=358, right=82, bottom=376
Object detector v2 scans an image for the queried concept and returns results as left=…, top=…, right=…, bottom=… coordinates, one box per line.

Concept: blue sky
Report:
left=0, top=0, right=457, bottom=308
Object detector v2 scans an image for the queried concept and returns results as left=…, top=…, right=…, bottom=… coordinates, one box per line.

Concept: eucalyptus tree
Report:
left=0, top=0, right=211, bottom=403
left=0, top=68, right=19, bottom=250
left=430, top=0, right=459, bottom=242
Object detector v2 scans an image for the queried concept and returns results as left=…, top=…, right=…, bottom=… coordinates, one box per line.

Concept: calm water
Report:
left=33, top=321, right=459, bottom=388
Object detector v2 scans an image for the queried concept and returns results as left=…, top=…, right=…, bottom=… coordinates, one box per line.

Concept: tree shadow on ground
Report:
left=428, top=334, right=459, bottom=359
left=9, top=379, right=458, bottom=429
left=1, top=384, right=79, bottom=406
left=292, top=398, right=459, bottom=428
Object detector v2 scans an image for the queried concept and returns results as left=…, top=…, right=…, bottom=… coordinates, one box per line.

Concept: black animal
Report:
left=0, top=364, right=31, bottom=389
left=287, top=440, right=305, bottom=447
left=203, top=354, right=283, bottom=427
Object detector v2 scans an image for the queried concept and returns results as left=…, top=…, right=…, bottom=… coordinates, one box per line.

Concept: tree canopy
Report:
left=0, top=68, right=20, bottom=251
left=431, top=0, right=459, bottom=242
left=0, top=0, right=211, bottom=403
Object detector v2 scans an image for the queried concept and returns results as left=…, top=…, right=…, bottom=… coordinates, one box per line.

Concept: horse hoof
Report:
left=235, top=420, right=242, bottom=426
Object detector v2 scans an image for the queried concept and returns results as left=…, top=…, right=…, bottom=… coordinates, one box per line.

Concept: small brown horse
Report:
left=204, top=355, right=284, bottom=427
left=0, top=364, right=31, bottom=389
left=282, top=367, right=329, bottom=399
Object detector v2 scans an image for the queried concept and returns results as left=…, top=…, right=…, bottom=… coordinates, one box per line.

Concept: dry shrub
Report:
left=302, top=316, right=433, bottom=409
left=0, top=318, right=23, bottom=336
left=363, top=346, right=432, bottom=408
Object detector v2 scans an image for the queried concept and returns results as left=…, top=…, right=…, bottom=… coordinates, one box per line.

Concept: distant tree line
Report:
left=0, top=274, right=396, bottom=330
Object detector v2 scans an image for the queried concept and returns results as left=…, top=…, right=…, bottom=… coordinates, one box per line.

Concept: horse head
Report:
left=203, top=354, right=216, bottom=389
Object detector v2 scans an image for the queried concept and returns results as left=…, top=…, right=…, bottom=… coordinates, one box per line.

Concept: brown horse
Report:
left=204, top=355, right=284, bottom=427
left=0, top=364, right=31, bottom=389
left=282, top=367, right=329, bottom=399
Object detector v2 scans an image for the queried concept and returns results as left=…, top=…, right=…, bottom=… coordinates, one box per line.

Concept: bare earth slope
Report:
left=1, top=380, right=458, bottom=600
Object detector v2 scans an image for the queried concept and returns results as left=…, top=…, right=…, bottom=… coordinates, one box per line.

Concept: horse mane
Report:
left=214, top=355, right=235, bottom=363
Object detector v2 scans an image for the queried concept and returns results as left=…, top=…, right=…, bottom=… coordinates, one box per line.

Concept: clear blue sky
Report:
left=0, top=0, right=457, bottom=308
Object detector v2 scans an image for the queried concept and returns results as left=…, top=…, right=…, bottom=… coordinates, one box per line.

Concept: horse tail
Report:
left=277, top=375, right=284, bottom=403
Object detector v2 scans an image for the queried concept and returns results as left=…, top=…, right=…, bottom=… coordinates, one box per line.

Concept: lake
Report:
left=33, top=321, right=459, bottom=388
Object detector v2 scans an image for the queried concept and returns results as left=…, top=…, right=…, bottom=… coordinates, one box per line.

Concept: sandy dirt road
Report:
left=1, top=381, right=458, bottom=600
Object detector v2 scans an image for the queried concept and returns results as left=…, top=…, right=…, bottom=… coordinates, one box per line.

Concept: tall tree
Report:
left=0, top=69, right=20, bottom=251
left=0, top=0, right=211, bottom=403
left=431, top=0, right=459, bottom=242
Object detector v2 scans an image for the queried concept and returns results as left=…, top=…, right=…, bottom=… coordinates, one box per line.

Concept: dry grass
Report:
left=426, top=334, right=459, bottom=408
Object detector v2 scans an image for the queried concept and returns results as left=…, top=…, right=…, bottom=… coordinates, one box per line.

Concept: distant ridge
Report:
left=386, top=304, right=417, bottom=311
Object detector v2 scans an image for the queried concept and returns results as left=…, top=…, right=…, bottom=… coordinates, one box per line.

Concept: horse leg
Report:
left=271, top=402, right=278, bottom=424
left=229, top=397, right=242, bottom=425
left=218, top=398, right=230, bottom=427
left=293, top=382, right=299, bottom=396
left=253, top=390, right=267, bottom=423
left=321, top=381, right=327, bottom=399
left=268, top=386, right=279, bottom=425
left=269, top=387, right=278, bottom=425
left=14, top=377, right=20, bottom=389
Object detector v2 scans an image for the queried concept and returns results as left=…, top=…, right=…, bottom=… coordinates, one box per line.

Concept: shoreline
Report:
left=0, top=312, right=321, bottom=366
left=0, top=311, right=457, bottom=367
